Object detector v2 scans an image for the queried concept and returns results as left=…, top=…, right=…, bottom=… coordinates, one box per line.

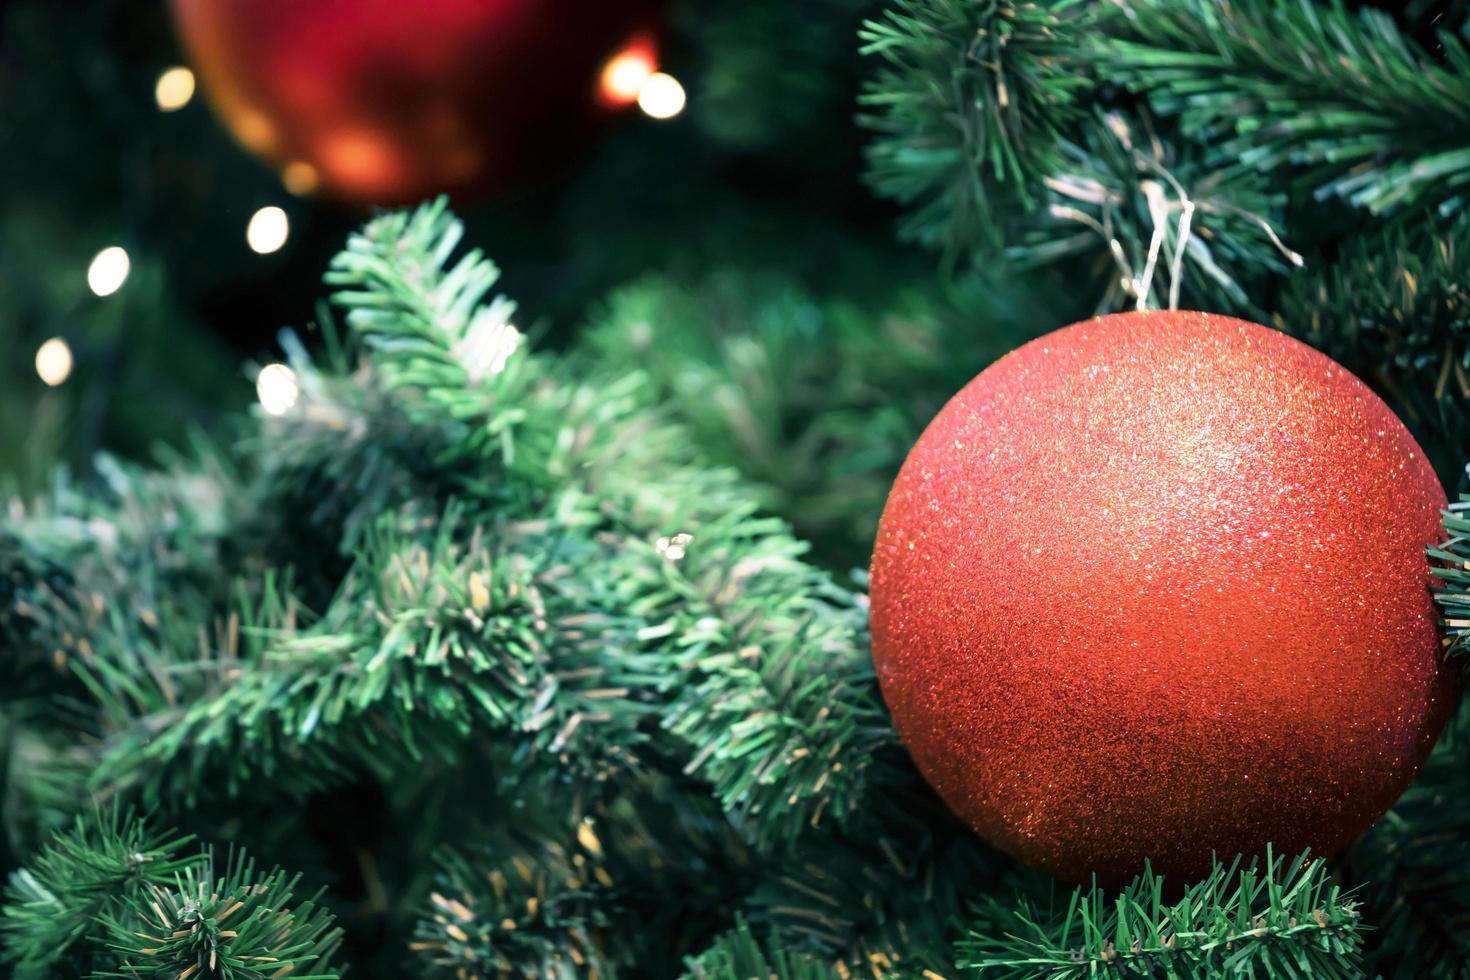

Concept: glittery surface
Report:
left=869, top=311, right=1454, bottom=885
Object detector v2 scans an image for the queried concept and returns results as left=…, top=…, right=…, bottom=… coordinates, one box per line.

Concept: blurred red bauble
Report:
left=869, top=310, right=1454, bottom=885
left=169, top=0, right=663, bottom=204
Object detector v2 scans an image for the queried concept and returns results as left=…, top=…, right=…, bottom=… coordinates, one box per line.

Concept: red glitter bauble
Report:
left=870, top=310, right=1454, bottom=885
left=169, top=0, right=663, bottom=204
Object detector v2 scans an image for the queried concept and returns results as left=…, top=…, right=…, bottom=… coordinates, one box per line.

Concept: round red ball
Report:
left=169, top=0, right=662, bottom=204
left=869, top=310, right=1454, bottom=885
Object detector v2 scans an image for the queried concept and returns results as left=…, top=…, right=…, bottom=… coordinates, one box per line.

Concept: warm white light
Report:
left=154, top=66, right=196, bottom=111
left=638, top=73, right=686, bottom=120
left=256, top=363, right=299, bottom=416
left=601, top=47, right=656, bottom=105
left=246, top=206, right=290, bottom=254
left=87, top=246, right=130, bottom=297
left=34, top=338, right=73, bottom=387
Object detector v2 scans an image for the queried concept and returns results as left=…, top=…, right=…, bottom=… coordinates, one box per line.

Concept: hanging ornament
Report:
left=869, top=310, right=1454, bottom=885
left=169, top=0, right=664, bottom=204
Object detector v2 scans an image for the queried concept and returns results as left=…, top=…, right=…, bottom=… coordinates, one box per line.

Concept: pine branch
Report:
left=82, top=504, right=660, bottom=803
left=1433, top=493, right=1470, bottom=659
left=96, top=848, right=342, bottom=980
left=1275, top=211, right=1470, bottom=472
left=68, top=201, right=894, bottom=849
left=683, top=920, right=841, bottom=980
left=2, top=807, right=341, bottom=980
left=859, top=0, right=1092, bottom=257
left=858, top=1, right=1296, bottom=309
left=328, top=202, right=900, bottom=845
left=1345, top=700, right=1470, bottom=976
left=625, top=511, right=897, bottom=847
left=581, top=270, right=1019, bottom=568
left=324, top=198, right=524, bottom=452
left=0, top=806, right=197, bottom=979
left=1, top=454, right=235, bottom=698
left=742, top=811, right=994, bottom=976
left=409, top=829, right=615, bottom=979
left=860, top=0, right=1470, bottom=314
left=957, top=848, right=1364, bottom=978
left=1005, top=109, right=1296, bottom=312
left=1099, top=0, right=1470, bottom=216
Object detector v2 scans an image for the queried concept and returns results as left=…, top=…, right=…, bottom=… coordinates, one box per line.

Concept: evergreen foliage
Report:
left=859, top=0, right=1090, bottom=257
left=1276, top=213, right=1470, bottom=470
left=860, top=0, right=1470, bottom=359
left=1099, top=0, right=1470, bottom=218
left=5, top=195, right=1467, bottom=976
left=409, top=830, right=615, bottom=978
left=2, top=202, right=920, bottom=973
left=682, top=921, right=837, bottom=980
left=581, top=271, right=1011, bottom=568
left=958, top=850, right=1364, bottom=979
left=4, top=0, right=1470, bottom=972
left=1346, top=702, right=1470, bottom=976
left=1, top=807, right=197, bottom=979
left=1, top=807, right=342, bottom=979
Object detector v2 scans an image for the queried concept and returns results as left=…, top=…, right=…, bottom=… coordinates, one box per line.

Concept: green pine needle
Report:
left=858, top=0, right=1297, bottom=311
left=684, top=919, right=841, bottom=980
left=0, top=806, right=197, bottom=979
left=958, top=848, right=1364, bottom=978
left=1346, top=700, right=1470, bottom=974
left=2, top=807, right=342, bottom=980
left=1433, top=492, right=1470, bottom=659
left=1099, top=0, right=1470, bottom=216
left=1277, top=211, right=1470, bottom=473
left=860, top=0, right=1091, bottom=258
left=3, top=192, right=1433, bottom=977
left=59, top=201, right=894, bottom=850
left=410, top=832, right=614, bottom=979
left=96, top=849, right=342, bottom=980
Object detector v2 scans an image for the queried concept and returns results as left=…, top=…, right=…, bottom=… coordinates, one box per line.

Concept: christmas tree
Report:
left=2, top=0, right=1469, bottom=976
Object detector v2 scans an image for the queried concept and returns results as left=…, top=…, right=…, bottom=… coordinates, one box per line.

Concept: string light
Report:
left=154, top=66, right=196, bottom=111
left=600, top=43, right=656, bottom=106
left=246, top=206, right=290, bottom=254
left=256, top=363, right=299, bottom=415
left=281, top=161, right=319, bottom=195
left=87, top=246, right=130, bottom=297
left=34, top=338, right=73, bottom=387
left=637, top=72, right=685, bottom=120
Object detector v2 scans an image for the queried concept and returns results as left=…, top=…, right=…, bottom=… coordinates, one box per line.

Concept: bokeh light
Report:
left=87, top=246, right=130, bottom=297
left=246, top=206, right=290, bottom=254
left=600, top=41, right=656, bottom=106
left=638, top=73, right=686, bottom=120
left=256, top=363, right=300, bottom=415
left=154, top=66, right=196, bottom=111
left=34, top=338, right=73, bottom=387
left=281, top=161, right=320, bottom=195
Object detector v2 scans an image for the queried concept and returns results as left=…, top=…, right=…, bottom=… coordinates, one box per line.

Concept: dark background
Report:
left=0, top=0, right=948, bottom=492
